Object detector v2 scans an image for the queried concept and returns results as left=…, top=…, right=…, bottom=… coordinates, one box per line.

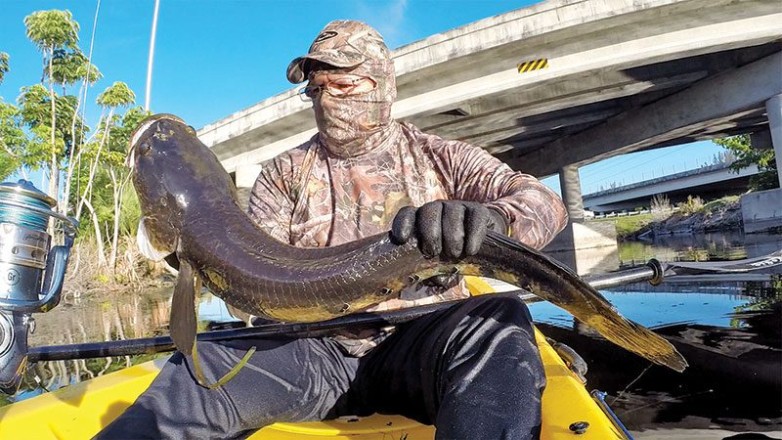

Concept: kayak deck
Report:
left=0, top=277, right=629, bottom=439
left=0, top=329, right=627, bottom=439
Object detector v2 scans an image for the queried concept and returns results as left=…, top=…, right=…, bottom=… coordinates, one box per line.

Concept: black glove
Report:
left=391, top=200, right=508, bottom=259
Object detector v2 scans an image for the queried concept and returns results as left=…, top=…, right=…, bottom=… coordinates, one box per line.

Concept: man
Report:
left=99, top=20, right=567, bottom=440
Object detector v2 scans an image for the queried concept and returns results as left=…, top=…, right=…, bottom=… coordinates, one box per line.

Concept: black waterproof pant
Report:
left=97, top=294, right=546, bottom=440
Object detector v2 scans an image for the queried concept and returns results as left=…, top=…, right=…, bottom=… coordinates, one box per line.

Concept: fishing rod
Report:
left=28, top=259, right=669, bottom=362
left=20, top=249, right=782, bottom=363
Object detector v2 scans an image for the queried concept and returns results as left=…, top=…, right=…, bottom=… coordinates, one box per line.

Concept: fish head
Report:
left=127, top=114, right=234, bottom=260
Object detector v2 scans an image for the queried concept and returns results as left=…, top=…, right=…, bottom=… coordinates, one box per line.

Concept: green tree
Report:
left=715, top=134, right=778, bottom=191
left=76, top=82, right=137, bottom=267
left=24, top=9, right=80, bottom=203
left=16, top=84, right=83, bottom=177
left=4, top=9, right=144, bottom=281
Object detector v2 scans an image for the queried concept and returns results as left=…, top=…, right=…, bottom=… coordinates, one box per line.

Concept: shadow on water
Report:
left=530, top=230, right=782, bottom=435
left=533, top=281, right=781, bottom=434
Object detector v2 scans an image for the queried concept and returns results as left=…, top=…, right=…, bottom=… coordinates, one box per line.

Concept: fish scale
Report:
left=129, top=114, right=687, bottom=374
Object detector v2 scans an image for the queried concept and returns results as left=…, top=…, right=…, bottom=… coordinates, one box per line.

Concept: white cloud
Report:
left=352, top=0, right=410, bottom=49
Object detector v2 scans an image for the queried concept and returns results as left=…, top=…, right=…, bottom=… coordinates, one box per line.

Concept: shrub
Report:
left=677, top=195, right=704, bottom=215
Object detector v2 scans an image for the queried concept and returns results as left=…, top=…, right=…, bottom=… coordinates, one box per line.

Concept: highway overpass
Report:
left=583, top=163, right=760, bottom=212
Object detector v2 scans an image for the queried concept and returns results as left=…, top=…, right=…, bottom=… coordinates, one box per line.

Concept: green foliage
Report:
left=677, top=195, right=704, bottom=215
left=614, top=213, right=654, bottom=237
left=0, top=52, right=8, bottom=84
left=97, top=81, right=135, bottom=108
left=701, top=195, right=740, bottom=212
left=592, top=213, right=656, bottom=237
left=120, top=187, right=141, bottom=236
left=715, top=134, right=778, bottom=191
left=51, top=48, right=101, bottom=87
left=0, top=100, right=25, bottom=180
left=15, top=84, right=85, bottom=168
left=71, top=105, right=147, bottom=238
left=24, top=10, right=80, bottom=53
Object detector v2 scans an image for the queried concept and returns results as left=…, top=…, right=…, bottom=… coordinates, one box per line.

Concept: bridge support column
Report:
left=543, top=166, right=618, bottom=275
left=234, top=164, right=263, bottom=211
left=559, top=165, right=585, bottom=223
left=767, top=94, right=782, bottom=189
left=740, top=95, right=782, bottom=233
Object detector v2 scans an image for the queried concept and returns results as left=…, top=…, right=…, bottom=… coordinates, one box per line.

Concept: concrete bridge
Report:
left=197, top=0, right=782, bottom=273
left=583, top=163, right=760, bottom=213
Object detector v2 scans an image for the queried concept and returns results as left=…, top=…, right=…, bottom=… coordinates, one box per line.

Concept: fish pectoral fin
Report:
left=171, top=261, right=256, bottom=389
left=137, top=218, right=174, bottom=262
left=226, top=303, right=253, bottom=326
left=170, top=260, right=197, bottom=356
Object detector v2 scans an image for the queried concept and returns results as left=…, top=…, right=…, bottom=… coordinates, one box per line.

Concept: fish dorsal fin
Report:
left=171, top=259, right=257, bottom=389
left=170, top=260, right=197, bottom=356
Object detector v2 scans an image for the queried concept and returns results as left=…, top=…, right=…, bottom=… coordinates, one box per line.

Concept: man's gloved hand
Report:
left=391, top=200, right=508, bottom=260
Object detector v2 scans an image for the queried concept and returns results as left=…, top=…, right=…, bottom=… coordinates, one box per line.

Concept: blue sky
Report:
left=0, top=0, right=725, bottom=195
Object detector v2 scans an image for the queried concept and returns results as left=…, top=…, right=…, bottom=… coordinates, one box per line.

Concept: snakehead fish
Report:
left=128, top=114, right=687, bottom=377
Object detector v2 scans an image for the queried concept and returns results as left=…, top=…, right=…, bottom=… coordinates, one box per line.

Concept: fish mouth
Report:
left=126, top=114, right=189, bottom=169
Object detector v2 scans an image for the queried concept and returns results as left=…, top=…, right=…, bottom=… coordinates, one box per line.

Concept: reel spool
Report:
left=0, top=180, right=78, bottom=394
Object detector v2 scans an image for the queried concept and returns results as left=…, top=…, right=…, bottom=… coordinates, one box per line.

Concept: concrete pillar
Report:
left=766, top=95, right=782, bottom=188
left=542, top=165, right=618, bottom=275
left=234, top=164, right=263, bottom=211
left=559, top=165, right=585, bottom=222
left=750, top=129, right=772, bottom=150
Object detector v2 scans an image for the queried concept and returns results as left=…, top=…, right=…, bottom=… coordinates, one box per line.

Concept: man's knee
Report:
left=465, top=293, right=535, bottom=329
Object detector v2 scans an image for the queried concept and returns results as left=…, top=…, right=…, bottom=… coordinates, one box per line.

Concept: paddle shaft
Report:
left=28, top=260, right=667, bottom=362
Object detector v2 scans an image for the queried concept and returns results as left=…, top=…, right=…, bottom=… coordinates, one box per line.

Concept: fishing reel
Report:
left=0, top=180, right=78, bottom=394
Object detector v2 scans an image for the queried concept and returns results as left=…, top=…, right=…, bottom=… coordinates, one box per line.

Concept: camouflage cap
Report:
left=286, top=20, right=392, bottom=84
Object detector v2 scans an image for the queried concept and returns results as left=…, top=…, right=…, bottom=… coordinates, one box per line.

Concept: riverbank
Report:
left=62, top=237, right=170, bottom=299
left=593, top=195, right=747, bottom=240
left=635, top=196, right=744, bottom=239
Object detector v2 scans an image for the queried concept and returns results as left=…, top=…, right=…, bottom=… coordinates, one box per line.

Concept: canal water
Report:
left=2, top=231, right=781, bottom=436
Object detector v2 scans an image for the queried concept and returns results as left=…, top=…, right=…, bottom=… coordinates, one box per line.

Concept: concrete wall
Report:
left=741, top=188, right=782, bottom=233
left=544, top=222, right=619, bottom=275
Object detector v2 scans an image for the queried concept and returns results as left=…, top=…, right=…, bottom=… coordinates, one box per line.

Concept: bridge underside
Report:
left=420, top=42, right=781, bottom=177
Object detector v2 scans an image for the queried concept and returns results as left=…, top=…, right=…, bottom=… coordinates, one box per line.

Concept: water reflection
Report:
left=619, top=232, right=782, bottom=265
left=0, top=286, right=261, bottom=407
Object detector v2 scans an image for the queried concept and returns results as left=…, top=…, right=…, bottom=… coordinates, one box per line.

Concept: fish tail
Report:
left=480, top=232, right=688, bottom=372
left=585, top=311, right=688, bottom=372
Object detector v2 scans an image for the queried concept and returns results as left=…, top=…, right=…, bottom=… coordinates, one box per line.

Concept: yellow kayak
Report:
left=0, top=278, right=631, bottom=439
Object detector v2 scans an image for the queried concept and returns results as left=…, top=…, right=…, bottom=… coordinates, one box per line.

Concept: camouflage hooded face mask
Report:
left=288, top=20, right=397, bottom=157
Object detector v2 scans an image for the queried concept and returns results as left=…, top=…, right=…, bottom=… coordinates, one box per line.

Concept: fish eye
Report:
left=137, top=141, right=152, bottom=156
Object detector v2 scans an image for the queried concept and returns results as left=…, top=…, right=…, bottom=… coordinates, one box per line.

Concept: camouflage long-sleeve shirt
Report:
left=249, top=121, right=568, bottom=355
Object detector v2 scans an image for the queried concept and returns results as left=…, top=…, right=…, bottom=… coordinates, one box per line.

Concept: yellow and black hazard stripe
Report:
left=517, top=58, right=548, bottom=74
